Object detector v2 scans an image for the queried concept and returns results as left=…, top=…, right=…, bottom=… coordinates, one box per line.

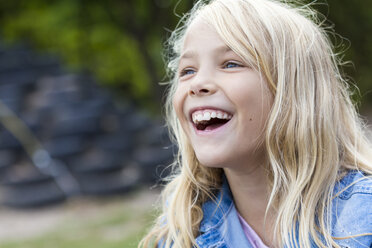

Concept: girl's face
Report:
left=173, top=18, right=273, bottom=169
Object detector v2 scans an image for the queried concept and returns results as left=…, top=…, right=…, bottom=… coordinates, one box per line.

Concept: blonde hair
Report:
left=139, top=0, right=372, bottom=247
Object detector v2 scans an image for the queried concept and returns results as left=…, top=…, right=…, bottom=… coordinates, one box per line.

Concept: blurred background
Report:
left=0, top=0, right=370, bottom=247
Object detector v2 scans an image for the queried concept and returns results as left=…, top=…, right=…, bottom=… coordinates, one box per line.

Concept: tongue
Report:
left=204, top=123, right=225, bottom=131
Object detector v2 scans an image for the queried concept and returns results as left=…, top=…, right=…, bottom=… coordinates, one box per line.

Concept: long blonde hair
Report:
left=139, top=0, right=372, bottom=247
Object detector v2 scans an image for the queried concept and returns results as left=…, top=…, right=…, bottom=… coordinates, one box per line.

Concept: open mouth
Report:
left=191, top=110, right=232, bottom=131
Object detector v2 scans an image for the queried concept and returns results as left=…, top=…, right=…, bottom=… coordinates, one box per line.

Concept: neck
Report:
left=224, top=160, right=270, bottom=217
left=223, top=158, right=276, bottom=246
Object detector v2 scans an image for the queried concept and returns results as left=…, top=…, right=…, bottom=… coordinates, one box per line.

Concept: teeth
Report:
left=203, top=112, right=211, bottom=120
left=191, top=109, right=232, bottom=124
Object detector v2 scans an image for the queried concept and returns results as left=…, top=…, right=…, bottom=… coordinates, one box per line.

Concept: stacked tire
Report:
left=0, top=41, right=173, bottom=208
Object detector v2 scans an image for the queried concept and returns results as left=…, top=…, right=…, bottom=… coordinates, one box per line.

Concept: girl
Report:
left=140, top=0, right=372, bottom=247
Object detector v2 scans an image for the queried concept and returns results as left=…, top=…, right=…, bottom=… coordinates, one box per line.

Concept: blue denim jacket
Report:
left=195, top=171, right=372, bottom=248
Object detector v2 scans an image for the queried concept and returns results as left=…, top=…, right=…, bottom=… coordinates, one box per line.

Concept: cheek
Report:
left=246, top=96, right=272, bottom=132
left=172, top=87, right=183, bottom=117
left=172, top=86, right=189, bottom=130
left=231, top=85, right=273, bottom=137
left=234, top=80, right=273, bottom=116
left=247, top=92, right=273, bottom=144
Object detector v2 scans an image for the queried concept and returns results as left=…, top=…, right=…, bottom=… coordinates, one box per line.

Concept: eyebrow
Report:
left=179, top=45, right=233, bottom=60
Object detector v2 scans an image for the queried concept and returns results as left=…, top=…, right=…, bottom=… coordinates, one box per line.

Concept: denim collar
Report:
left=199, top=177, right=234, bottom=233
left=197, top=177, right=254, bottom=248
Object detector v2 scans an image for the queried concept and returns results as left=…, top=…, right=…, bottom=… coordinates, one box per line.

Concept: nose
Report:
left=189, top=86, right=211, bottom=96
left=188, top=70, right=217, bottom=97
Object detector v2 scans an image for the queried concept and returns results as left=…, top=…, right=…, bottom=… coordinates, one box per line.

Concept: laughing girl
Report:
left=139, top=0, right=372, bottom=247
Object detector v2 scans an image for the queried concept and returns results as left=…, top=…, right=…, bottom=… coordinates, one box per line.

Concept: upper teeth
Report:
left=192, top=110, right=232, bottom=124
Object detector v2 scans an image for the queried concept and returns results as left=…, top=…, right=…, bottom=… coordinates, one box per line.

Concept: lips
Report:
left=190, top=108, right=233, bottom=131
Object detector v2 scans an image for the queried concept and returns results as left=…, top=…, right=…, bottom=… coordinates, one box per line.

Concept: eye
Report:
left=179, top=68, right=196, bottom=77
left=223, top=61, right=243, bottom=69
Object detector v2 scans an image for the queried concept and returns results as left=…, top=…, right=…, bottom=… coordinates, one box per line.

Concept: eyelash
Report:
left=223, top=61, right=242, bottom=69
left=179, top=61, right=243, bottom=77
left=179, top=68, right=195, bottom=77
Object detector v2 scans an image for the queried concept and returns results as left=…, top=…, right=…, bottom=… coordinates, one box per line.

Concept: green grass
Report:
left=0, top=192, right=158, bottom=248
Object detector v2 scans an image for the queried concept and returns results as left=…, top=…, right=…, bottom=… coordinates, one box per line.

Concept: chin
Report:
left=195, top=151, right=226, bottom=168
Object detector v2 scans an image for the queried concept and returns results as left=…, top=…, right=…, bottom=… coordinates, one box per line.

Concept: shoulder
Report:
left=332, top=170, right=372, bottom=248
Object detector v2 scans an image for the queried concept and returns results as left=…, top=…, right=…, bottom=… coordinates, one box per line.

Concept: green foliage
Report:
left=0, top=0, right=193, bottom=109
left=309, top=0, right=372, bottom=107
left=1, top=0, right=152, bottom=101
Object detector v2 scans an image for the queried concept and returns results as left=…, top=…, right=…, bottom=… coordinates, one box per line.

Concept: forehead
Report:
left=182, top=18, right=227, bottom=53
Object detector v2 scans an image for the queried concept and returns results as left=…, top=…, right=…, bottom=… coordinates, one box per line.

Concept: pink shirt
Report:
left=237, top=213, right=270, bottom=248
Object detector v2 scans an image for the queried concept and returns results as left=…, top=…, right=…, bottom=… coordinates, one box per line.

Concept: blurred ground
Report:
left=0, top=187, right=160, bottom=245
